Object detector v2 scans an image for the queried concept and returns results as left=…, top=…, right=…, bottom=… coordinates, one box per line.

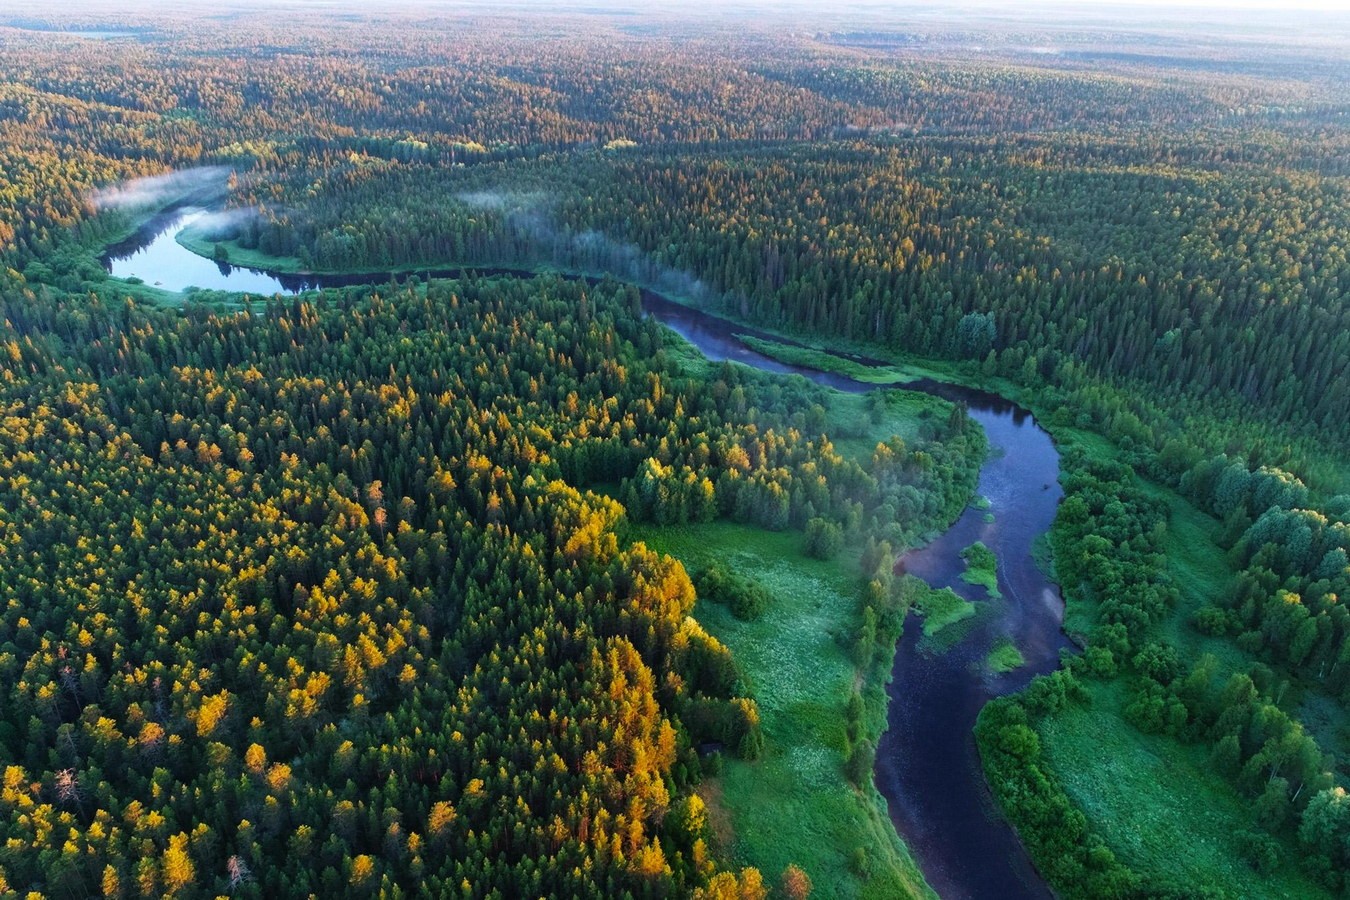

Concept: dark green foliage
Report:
left=1236, top=830, right=1280, bottom=874
left=976, top=698, right=1140, bottom=899
left=0, top=275, right=836, bottom=896
left=955, top=312, right=996, bottom=360
left=844, top=739, right=875, bottom=787
left=804, top=517, right=844, bottom=560
left=1298, top=787, right=1350, bottom=890
left=694, top=564, right=772, bottom=622
left=1052, top=454, right=1180, bottom=652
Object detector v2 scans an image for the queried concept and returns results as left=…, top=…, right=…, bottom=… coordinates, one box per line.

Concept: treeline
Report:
left=620, top=401, right=982, bottom=548
left=753, top=61, right=1229, bottom=135
left=1179, top=457, right=1350, bottom=701
left=200, top=136, right=1349, bottom=479
left=1170, top=454, right=1350, bottom=889
left=0, top=272, right=973, bottom=897
left=545, top=143, right=1350, bottom=445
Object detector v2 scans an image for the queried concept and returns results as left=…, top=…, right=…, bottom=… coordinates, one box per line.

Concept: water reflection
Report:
left=103, top=210, right=308, bottom=295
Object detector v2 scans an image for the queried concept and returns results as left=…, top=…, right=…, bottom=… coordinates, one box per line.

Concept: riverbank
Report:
left=656, top=276, right=1294, bottom=898
left=632, top=296, right=990, bottom=897
left=633, top=522, right=935, bottom=900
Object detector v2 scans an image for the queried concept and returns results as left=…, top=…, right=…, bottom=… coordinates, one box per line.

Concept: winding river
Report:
left=104, top=211, right=1069, bottom=899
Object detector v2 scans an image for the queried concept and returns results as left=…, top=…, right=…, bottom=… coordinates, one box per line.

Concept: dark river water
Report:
left=643, top=297, right=1069, bottom=900
left=103, top=213, right=1068, bottom=899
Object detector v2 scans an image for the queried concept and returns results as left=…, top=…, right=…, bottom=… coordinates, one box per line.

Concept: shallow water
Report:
left=103, top=212, right=1067, bottom=899
left=5, top=25, right=142, bottom=39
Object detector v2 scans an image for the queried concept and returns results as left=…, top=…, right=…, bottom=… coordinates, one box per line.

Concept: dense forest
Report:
left=205, top=138, right=1350, bottom=480
left=1, top=3, right=1348, bottom=898
left=0, top=273, right=978, bottom=896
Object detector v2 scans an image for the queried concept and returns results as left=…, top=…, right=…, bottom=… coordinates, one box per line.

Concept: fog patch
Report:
left=457, top=188, right=723, bottom=308
left=93, top=166, right=232, bottom=212
left=456, top=189, right=544, bottom=211
left=184, top=207, right=260, bottom=238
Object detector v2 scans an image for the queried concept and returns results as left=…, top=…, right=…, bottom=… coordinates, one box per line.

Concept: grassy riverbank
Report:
left=177, top=224, right=306, bottom=272
left=735, top=334, right=915, bottom=385
left=94, top=276, right=185, bottom=307
left=1038, top=681, right=1326, bottom=898
left=635, top=523, right=933, bottom=900
left=625, top=355, right=978, bottom=898
left=1031, top=467, right=1330, bottom=896
left=725, top=327, right=1338, bottom=896
left=22, top=202, right=191, bottom=308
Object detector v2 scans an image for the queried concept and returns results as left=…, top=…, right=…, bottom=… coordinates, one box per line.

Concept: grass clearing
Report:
left=824, top=389, right=952, bottom=466
left=1039, top=680, right=1326, bottom=898
left=634, top=522, right=932, bottom=899
left=1141, top=480, right=1250, bottom=678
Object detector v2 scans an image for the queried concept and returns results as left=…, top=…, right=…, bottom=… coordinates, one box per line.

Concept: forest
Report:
left=1, top=2, right=1349, bottom=898
left=0, top=271, right=981, bottom=896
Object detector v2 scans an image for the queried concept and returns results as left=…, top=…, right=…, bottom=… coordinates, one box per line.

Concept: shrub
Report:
left=804, top=517, right=844, bottom=560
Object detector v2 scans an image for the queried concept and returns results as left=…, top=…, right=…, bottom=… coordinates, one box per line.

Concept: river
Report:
left=103, top=211, right=1069, bottom=900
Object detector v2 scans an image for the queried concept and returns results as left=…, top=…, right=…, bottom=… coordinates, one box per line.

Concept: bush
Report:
left=1083, top=645, right=1117, bottom=677
left=730, top=583, right=771, bottom=621
left=845, top=739, right=875, bottom=786
left=804, top=517, right=844, bottom=559
left=1237, top=830, right=1280, bottom=874
left=1191, top=605, right=1234, bottom=636
left=695, top=564, right=772, bottom=621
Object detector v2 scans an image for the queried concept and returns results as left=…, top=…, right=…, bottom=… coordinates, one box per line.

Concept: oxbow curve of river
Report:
left=104, top=208, right=1071, bottom=899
